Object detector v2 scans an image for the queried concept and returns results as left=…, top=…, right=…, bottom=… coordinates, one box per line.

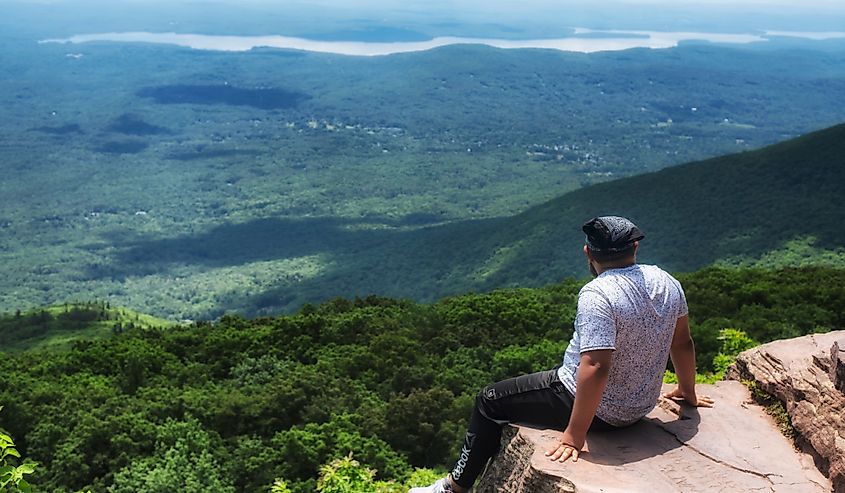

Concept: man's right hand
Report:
left=663, top=386, right=715, bottom=407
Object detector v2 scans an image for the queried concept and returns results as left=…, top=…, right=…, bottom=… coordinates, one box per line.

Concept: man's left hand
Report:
left=545, top=429, right=585, bottom=463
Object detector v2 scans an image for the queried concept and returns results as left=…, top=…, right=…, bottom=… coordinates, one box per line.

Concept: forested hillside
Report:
left=2, top=33, right=845, bottom=319
left=245, top=123, right=845, bottom=314
left=0, top=302, right=172, bottom=352
left=1, top=267, right=842, bottom=493
left=462, top=121, right=845, bottom=286
left=4, top=123, right=841, bottom=319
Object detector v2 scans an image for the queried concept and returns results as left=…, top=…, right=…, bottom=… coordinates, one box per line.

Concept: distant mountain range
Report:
left=250, top=122, right=845, bottom=313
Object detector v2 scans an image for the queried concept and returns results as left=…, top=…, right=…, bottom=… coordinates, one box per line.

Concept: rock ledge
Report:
left=728, top=330, right=845, bottom=493
left=475, top=381, right=829, bottom=492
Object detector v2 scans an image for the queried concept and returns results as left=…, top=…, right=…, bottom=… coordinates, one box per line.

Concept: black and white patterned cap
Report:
left=582, top=216, right=644, bottom=252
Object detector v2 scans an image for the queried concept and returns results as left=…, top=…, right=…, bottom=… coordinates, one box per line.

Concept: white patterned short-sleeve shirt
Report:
left=557, top=264, right=688, bottom=426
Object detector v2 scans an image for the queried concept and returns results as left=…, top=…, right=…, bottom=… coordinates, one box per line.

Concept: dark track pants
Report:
left=450, top=369, right=614, bottom=489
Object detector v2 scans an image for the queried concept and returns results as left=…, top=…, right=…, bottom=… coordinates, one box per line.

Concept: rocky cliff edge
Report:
left=475, top=330, right=845, bottom=492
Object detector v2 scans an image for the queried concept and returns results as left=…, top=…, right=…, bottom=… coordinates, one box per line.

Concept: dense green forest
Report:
left=92, top=121, right=843, bottom=318
left=1, top=266, right=841, bottom=492
left=1, top=30, right=845, bottom=318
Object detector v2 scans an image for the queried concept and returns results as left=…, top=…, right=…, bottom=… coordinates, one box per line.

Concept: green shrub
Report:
left=1, top=407, right=37, bottom=493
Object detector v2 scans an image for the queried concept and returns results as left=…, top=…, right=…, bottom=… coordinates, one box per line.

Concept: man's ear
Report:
left=583, top=244, right=591, bottom=259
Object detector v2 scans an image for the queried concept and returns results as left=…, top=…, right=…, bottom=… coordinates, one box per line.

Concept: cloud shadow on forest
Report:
left=137, top=84, right=310, bottom=110
left=166, top=147, right=263, bottom=161
left=94, top=140, right=149, bottom=154
left=29, top=124, right=84, bottom=135
left=84, top=214, right=506, bottom=314
left=106, top=114, right=171, bottom=136
left=89, top=215, right=496, bottom=274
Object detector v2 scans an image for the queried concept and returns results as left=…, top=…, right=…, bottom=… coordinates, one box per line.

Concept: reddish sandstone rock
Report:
left=475, top=381, right=828, bottom=492
left=728, top=331, right=845, bottom=493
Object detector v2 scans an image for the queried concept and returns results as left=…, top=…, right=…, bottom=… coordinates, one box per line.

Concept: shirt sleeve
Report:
left=674, top=279, right=689, bottom=318
left=574, top=288, right=617, bottom=352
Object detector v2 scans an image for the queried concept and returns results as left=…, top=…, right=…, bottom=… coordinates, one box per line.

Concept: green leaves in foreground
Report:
left=664, top=327, right=760, bottom=384
left=1, top=407, right=38, bottom=493
left=271, top=479, right=294, bottom=493
left=107, top=419, right=234, bottom=493
left=711, top=328, right=758, bottom=377
left=311, top=454, right=442, bottom=493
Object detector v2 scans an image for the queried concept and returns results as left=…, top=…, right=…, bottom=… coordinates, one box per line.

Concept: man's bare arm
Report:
left=546, top=349, right=612, bottom=462
left=665, top=315, right=714, bottom=407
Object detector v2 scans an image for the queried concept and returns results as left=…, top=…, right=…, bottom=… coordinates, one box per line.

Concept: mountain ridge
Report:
left=246, top=122, right=845, bottom=314
left=456, top=121, right=845, bottom=290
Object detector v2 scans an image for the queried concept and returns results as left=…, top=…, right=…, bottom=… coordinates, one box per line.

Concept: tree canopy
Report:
left=0, top=266, right=842, bottom=492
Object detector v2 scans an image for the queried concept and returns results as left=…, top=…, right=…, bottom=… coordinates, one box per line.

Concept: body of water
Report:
left=41, top=29, right=845, bottom=56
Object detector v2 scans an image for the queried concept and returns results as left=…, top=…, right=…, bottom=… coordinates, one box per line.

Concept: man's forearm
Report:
left=670, top=337, right=697, bottom=394
left=568, top=356, right=610, bottom=437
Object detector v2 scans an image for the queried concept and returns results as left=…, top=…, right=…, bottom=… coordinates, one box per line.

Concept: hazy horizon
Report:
left=4, top=0, right=845, bottom=40
left=43, top=29, right=845, bottom=57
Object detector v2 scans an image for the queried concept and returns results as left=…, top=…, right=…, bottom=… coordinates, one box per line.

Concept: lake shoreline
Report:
left=40, top=29, right=845, bottom=56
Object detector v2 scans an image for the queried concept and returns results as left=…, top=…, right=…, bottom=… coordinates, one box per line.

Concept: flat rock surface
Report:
left=476, top=381, right=830, bottom=493
left=729, top=331, right=845, bottom=493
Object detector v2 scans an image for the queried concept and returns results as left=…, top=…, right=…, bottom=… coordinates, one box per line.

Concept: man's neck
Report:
left=594, top=260, right=636, bottom=276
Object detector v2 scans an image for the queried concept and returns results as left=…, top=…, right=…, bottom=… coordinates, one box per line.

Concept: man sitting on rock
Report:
left=409, top=215, right=714, bottom=493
